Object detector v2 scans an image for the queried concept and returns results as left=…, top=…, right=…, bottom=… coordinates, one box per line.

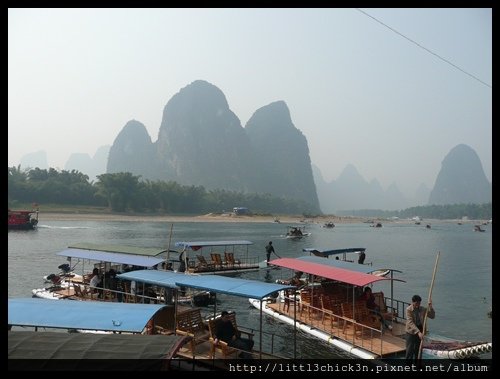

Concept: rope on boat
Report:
left=423, top=342, right=492, bottom=359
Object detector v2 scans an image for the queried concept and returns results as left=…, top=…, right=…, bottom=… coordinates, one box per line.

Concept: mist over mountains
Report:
left=107, top=80, right=320, bottom=212
left=16, top=80, right=491, bottom=213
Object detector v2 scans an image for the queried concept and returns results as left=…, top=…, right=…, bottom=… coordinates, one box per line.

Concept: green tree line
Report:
left=8, top=166, right=318, bottom=215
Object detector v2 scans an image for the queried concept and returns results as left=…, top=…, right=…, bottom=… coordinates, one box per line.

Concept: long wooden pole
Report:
left=166, top=223, right=174, bottom=262
left=417, top=251, right=440, bottom=360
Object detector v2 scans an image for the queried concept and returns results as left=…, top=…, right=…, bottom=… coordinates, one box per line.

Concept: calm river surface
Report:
left=8, top=219, right=492, bottom=358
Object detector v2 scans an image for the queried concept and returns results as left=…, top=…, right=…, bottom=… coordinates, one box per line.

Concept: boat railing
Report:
left=385, top=296, right=410, bottom=323
left=236, top=324, right=296, bottom=359
left=276, top=292, right=387, bottom=357
left=77, top=282, right=162, bottom=304
left=187, top=255, right=261, bottom=272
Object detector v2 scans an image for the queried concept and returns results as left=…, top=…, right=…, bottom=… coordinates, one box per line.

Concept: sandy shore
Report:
left=39, top=212, right=369, bottom=224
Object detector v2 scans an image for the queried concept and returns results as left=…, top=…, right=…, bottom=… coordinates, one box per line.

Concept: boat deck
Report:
left=267, top=301, right=407, bottom=358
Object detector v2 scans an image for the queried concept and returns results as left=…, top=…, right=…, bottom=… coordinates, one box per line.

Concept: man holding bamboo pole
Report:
left=405, top=294, right=435, bottom=362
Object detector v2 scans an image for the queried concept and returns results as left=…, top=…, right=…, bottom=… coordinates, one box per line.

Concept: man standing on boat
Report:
left=265, top=241, right=277, bottom=266
left=405, top=294, right=435, bottom=362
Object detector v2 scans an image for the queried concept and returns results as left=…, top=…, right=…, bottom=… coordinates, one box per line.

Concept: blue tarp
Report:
left=118, top=270, right=295, bottom=299
left=117, top=269, right=185, bottom=289
left=57, top=248, right=165, bottom=267
left=8, top=298, right=168, bottom=332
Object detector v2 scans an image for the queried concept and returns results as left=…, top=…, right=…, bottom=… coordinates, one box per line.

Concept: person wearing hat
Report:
left=405, top=294, right=435, bottom=362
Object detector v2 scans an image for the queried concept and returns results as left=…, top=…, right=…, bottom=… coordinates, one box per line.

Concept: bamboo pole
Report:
left=417, top=251, right=440, bottom=360
left=166, top=223, right=173, bottom=262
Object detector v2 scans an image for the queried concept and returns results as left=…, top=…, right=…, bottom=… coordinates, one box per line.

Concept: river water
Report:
left=8, top=219, right=492, bottom=358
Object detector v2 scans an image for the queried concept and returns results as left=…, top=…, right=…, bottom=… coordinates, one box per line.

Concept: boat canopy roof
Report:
left=8, top=298, right=168, bottom=333
left=296, top=255, right=402, bottom=275
left=175, top=240, right=253, bottom=249
left=69, top=242, right=166, bottom=256
left=295, top=255, right=380, bottom=274
left=118, top=270, right=296, bottom=299
left=57, top=247, right=165, bottom=267
left=8, top=331, right=188, bottom=364
left=303, top=247, right=366, bottom=257
left=268, top=257, right=402, bottom=287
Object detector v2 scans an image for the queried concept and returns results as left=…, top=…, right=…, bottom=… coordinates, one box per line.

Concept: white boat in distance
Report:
left=284, top=225, right=311, bottom=239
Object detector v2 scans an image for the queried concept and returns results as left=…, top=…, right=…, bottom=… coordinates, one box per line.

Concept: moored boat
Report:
left=8, top=208, right=39, bottom=230
left=8, top=298, right=193, bottom=370
left=174, top=240, right=263, bottom=274
left=32, top=243, right=214, bottom=306
left=249, top=255, right=492, bottom=360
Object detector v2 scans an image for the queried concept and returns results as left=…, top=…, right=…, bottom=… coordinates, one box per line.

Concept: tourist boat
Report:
left=174, top=240, right=264, bottom=274
left=112, top=269, right=297, bottom=360
left=8, top=298, right=192, bottom=370
left=301, top=247, right=390, bottom=276
left=474, top=225, right=486, bottom=232
left=285, top=225, right=311, bottom=239
left=8, top=208, right=39, bottom=230
left=249, top=255, right=492, bottom=360
left=32, top=243, right=214, bottom=306
left=322, top=221, right=335, bottom=228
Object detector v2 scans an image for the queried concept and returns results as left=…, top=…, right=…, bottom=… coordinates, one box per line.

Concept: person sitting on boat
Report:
left=289, top=271, right=304, bottom=287
left=89, top=268, right=102, bottom=297
left=359, top=287, right=392, bottom=330
left=405, top=294, right=435, bottom=363
left=214, top=311, right=254, bottom=359
left=46, top=273, right=62, bottom=286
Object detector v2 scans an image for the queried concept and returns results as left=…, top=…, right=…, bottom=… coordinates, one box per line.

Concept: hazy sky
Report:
left=8, top=8, right=491, bottom=197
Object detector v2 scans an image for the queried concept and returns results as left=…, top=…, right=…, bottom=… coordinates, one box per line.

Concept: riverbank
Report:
left=39, top=211, right=370, bottom=224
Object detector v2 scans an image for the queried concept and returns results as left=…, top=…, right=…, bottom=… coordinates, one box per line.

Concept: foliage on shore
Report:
left=9, top=166, right=491, bottom=219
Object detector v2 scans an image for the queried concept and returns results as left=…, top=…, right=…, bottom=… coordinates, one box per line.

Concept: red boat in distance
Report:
left=8, top=207, right=39, bottom=230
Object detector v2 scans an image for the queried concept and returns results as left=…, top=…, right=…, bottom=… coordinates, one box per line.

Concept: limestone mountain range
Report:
left=18, top=80, right=491, bottom=213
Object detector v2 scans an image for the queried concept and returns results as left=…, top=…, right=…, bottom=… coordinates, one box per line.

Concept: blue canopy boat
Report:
left=118, top=269, right=296, bottom=359
left=8, top=298, right=190, bottom=370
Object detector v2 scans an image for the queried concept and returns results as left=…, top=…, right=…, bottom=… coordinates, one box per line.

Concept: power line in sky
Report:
left=356, top=8, right=492, bottom=89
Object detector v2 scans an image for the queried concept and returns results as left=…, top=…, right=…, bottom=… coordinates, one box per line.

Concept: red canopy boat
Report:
left=8, top=208, right=39, bottom=230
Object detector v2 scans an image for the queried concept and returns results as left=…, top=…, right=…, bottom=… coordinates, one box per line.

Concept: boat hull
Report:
left=249, top=298, right=491, bottom=360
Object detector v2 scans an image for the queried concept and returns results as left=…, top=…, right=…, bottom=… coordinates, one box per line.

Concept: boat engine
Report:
left=58, top=263, right=71, bottom=274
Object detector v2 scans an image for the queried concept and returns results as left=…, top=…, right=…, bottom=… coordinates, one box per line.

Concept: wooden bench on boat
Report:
left=341, top=300, right=380, bottom=335
left=175, top=308, right=210, bottom=354
left=207, top=313, right=254, bottom=359
left=210, top=253, right=225, bottom=269
left=196, top=255, right=215, bottom=271
left=224, top=252, right=240, bottom=268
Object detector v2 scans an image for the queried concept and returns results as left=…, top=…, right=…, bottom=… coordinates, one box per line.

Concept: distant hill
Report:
left=20, top=150, right=48, bottom=170
left=313, top=164, right=411, bottom=213
left=428, top=144, right=491, bottom=205
left=107, top=80, right=320, bottom=211
left=65, top=145, right=110, bottom=182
